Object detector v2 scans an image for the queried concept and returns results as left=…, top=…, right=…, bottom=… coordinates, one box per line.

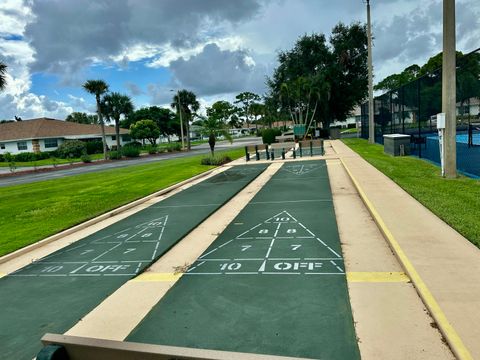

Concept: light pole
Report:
left=171, top=89, right=185, bottom=151
left=442, top=0, right=456, bottom=178
left=366, top=0, right=375, bottom=144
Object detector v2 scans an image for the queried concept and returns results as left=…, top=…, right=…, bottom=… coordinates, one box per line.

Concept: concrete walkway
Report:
left=332, top=140, right=480, bottom=360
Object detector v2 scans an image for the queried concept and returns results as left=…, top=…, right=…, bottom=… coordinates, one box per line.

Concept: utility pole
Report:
left=367, top=0, right=375, bottom=143
left=442, top=0, right=456, bottom=177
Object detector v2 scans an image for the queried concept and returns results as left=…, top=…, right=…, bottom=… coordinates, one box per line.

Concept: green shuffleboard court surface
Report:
left=128, top=160, right=360, bottom=360
left=0, top=164, right=267, bottom=359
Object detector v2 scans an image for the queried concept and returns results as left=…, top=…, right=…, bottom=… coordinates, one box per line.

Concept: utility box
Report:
left=330, top=128, right=341, bottom=139
left=383, top=134, right=411, bottom=156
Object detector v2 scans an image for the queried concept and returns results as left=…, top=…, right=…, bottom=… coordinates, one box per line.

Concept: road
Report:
left=0, top=137, right=261, bottom=188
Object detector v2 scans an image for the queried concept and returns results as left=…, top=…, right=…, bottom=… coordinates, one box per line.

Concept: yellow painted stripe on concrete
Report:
left=132, top=272, right=183, bottom=282
left=340, top=158, right=473, bottom=360
left=347, top=272, right=409, bottom=283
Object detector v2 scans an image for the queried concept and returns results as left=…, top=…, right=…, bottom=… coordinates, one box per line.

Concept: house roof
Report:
left=0, top=118, right=129, bottom=142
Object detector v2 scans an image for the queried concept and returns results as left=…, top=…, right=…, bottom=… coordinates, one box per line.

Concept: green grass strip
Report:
left=0, top=148, right=244, bottom=256
left=342, top=138, right=480, bottom=249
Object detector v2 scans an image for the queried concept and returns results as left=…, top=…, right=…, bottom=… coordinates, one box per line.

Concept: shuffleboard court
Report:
left=127, top=160, right=360, bottom=359
left=0, top=164, right=267, bottom=359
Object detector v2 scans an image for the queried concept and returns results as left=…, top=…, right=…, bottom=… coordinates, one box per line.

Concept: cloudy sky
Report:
left=0, top=0, right=479, bottom=120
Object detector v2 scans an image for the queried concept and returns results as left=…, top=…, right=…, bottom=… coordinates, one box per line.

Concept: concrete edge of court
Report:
left=338, top=153, right=474, bottom=360
left=0, top=166, right=226, bottom=267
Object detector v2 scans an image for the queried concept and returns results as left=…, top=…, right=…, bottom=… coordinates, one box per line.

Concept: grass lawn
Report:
left=0, top=153, right=104, bottom=168
left=0, top=148, right=245, bottom=256
left=342, top=138, right=480, bottom=249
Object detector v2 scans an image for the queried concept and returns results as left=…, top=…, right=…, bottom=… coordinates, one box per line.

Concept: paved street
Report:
left=0, top=137, right=262, bottom=188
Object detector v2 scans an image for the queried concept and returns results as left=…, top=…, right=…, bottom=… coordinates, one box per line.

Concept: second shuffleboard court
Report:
left=128, top=161, right=361, bottom=360
left=0, top=164, right=267, bottom=360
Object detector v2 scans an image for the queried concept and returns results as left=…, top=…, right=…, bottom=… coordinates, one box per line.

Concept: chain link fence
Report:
left=361, top=48, right=480, bottom=177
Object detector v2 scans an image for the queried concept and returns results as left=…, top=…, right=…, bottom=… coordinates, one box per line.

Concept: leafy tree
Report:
left=249, top=102, right=265, bottom=130
left=266, top=23, right=367, bottom=129
left=130, top=119, right=160, bottom=145
left=374, top=64, right=420, bottom=91
left=124, top=106, right=179, bottom=140
left=171, top=90, right=199, bottom=150
left=83, top=80, right=109, bottom=159
left=206, top=100, right=236, bottom=124
left=0, top=61, right=6, bottom=92
left=101, top=92, right=134, bottom=149
left=199, top=116, right=233, bottom=156
left=65, top=112, right=98, bottom=124
left=234, top=92, right=261, bottom=128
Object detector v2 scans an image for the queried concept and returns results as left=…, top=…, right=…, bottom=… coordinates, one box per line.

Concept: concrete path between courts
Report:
left=332, top=140, right=480, bottom=360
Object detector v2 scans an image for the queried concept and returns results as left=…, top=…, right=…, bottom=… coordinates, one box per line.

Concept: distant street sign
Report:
left=293, top=124, right=306, bottom=136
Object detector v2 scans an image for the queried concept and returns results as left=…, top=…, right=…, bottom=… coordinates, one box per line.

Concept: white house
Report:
left=0, top=117, right=131, bottom=155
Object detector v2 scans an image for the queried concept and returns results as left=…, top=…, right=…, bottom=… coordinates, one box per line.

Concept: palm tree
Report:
left=171, top=90, right=199, bottom=150
left=102, top=92, right=134, bottom=149
left=199, top=116, right=233, bottom=156
left=0, top=61, right=7, bottom=91
left=83, top=80, right=109, bottom=159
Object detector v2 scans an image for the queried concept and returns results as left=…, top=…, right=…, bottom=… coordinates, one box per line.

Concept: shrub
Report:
left=109, top=150, right=122, bottom=160
left=122, top=145, right=140, bottom=158
left=262, top=128, right=277, bottom=145
left=166, top=142, right=181, bottom=152
left=127, top=141, right=143, bottom=148
left=86, top=140, right=103, bottom=154
left=57, top=140, right=87, bottom=159
left=145, top=144, right=158, bottom=154
left=13, top=152, right=35, bottom=162
left=201, top=154, right=232, bottom=166
left=80, top=154, right=92, bottom=163
left=0, top=154, right=4, bottom=162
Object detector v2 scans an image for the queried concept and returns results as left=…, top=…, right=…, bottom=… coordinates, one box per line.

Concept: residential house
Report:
left=0, top=117, right=131, bottom=155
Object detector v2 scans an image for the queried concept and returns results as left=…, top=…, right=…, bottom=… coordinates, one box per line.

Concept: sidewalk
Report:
left=332, top=140, right=480, bottom=359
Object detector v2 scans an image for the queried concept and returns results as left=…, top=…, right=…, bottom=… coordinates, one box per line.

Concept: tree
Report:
left=249, top=102, right=265, bottom=130
left=199, top=116, right=233, bottom=156
left=0, top=61, right=7, bottom=92
left=130, top=119, right=160, bottom=145
left=83, top=80, right=109, bottom=159
left=171, top=90, right=200, bottom=150
left=374, top=64, right=420, bottom=92
left=206, top=101, right=236, bottom=123
left=124, top=106, right=179, bottom=140
left=65, top=112, right=98, bottom=124
left=234, top=92, right=261, bottom=129
left=102, top=92, right=134, bottom=149
left=266, top=23, right=367, bottom=129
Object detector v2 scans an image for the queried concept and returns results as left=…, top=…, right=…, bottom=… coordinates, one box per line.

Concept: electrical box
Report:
left=437, top=113, right=446, bottom=129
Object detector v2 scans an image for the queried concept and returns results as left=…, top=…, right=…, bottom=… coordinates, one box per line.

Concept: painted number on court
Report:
left=241, top=245, right=251, bottom=252
left=41, top=265, right=63, bottom=273
left=259, top=229, right=268, bottom=234
left=220, top=263, right=242, bottom=271
left=291, top=245, right=301, bottom=251
left=287, top=229, right=297, bottom=234
left=123, top=248, right=136, bottom=254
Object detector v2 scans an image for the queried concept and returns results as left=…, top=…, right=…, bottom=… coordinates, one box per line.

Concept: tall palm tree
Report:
left=171, top=90, right=199, bottom=150
left=0, top=61, right=7, bottom=92
left=102, top=92, right=134, bottom=149
left=83, top=80, right=109, bottom=159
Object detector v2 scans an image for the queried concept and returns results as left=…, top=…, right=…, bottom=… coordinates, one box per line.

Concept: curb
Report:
left=0, top=167, right=221, bottom=266
left=339, top=157, right=473, bottom=360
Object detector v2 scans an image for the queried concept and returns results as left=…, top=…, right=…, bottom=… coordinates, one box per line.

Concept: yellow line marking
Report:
left=132, top=272, right=183, bottom=282
left=340, top=158, right=473, bottom=360
left=347, top=272, right=409, bottom=283
left=0, top=273, right=6, bottom=279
